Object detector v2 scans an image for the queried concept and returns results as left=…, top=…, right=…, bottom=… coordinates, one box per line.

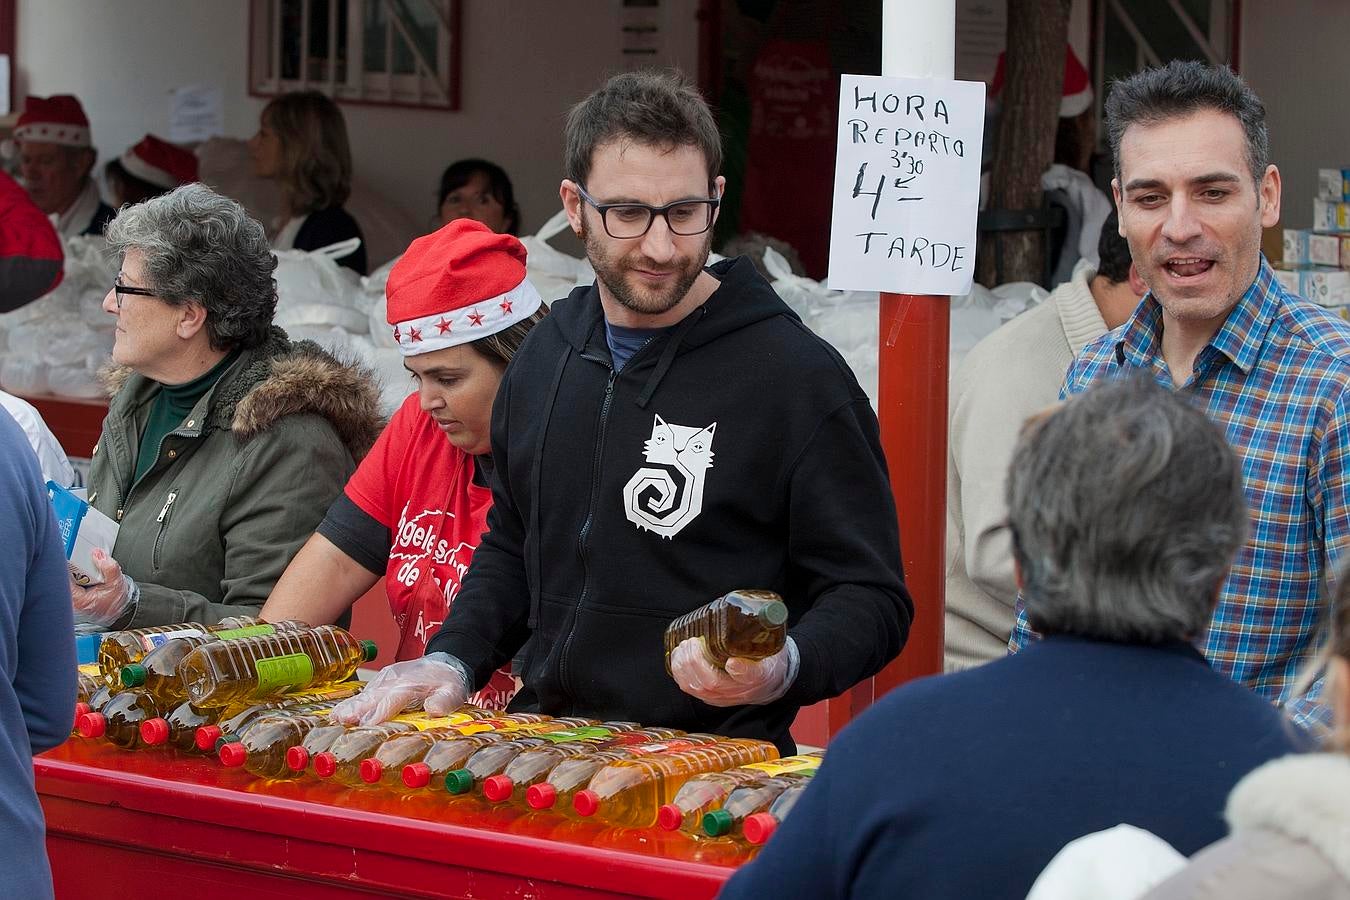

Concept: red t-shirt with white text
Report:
left=345, top=393, right=516, bottom=708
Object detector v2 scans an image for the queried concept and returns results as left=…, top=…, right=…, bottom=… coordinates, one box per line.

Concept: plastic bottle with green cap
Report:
left=485, top=726, right=687, bottom=805
left=401, top=716, right=591, bottom=791
left=94, top=614, right=266, bottom=687
left=657, top=751, right=823, bottom=833
left=663, top=589, right=790, bottom=675
left=571, top=738, right=779, bottom=828
left=701, top=771, right=813, bottom=838
left=444, top=722, right=641, bottom=798
left=355, top=714, right=555, bottom=790
left=312, top=709, right=494, bottom=784
left=121, top=621, right=310, bottom=707
left=743, top=778, right=813, bottom=845
left=175, top=625, right=376, bottom=707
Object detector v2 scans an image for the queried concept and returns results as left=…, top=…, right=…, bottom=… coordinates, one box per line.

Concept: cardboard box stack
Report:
left=1280, top=168, right=1350, bottom=313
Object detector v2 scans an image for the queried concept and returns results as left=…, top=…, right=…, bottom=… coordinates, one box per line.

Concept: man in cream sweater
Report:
left=946, top=213, right=1145, bottom=669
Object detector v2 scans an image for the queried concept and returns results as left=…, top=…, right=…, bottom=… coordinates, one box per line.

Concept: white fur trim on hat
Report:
left=14, top=123, right=91, bottom=148
left=391, top=276, right=542, bottom=357
left=119, top=148, right=178, bottom=190
left=1060, top=87, right=1093, bottom=119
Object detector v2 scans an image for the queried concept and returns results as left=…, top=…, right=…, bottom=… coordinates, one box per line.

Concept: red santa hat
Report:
left=119, top=135, right=198, bottom=189
left=14, top=94, right=92, bottom=147
left=386, top=218, right=542, bottom=357
left=989, top=45, right=1093, bottom=118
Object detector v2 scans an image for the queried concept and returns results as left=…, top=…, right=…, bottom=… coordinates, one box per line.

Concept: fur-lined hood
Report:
left=1227, top=753, right=1350, bottom=883
left=101, top=327, right=383, bottom=460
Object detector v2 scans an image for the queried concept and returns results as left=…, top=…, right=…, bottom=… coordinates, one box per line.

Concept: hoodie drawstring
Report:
left=636, top=305, right=706, bottom=409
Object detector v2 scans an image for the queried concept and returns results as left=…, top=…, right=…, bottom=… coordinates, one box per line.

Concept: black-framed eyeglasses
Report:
left=575, top=184, right=720, bottom=239
left=112, top=280, right=157, bottom=310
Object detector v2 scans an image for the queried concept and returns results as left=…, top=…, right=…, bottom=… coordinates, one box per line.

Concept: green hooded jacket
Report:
left=87, top=328, right=384, bottom=628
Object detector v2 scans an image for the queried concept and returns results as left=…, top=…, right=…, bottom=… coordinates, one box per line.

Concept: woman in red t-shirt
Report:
left=262, top=219, right=545, bottom=708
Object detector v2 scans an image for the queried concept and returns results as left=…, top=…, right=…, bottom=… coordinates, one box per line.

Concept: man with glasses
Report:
left=336, top=69, right=911, bottom=755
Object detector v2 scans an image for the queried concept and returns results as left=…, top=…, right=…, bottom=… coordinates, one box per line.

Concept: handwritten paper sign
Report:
left=827, top=74, right=985, bottom=295
left=168, top=84, right=223, bottom=144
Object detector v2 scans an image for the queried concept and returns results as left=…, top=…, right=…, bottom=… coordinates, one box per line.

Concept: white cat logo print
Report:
left=623, top=414, right=716, bottom=539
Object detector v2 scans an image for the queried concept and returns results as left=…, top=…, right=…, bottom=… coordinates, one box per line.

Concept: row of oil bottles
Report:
left=72, top=608, right=814, bottom=848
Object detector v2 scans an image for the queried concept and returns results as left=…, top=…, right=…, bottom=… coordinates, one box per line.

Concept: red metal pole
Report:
left=873, top=292, right=948, bottom=699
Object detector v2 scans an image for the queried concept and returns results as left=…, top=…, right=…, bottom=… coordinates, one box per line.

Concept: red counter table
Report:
left=37, top=740, right=741, bottom=899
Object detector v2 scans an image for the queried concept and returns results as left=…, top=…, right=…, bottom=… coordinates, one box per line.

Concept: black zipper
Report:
left=558, top=337, right=661, bottom=704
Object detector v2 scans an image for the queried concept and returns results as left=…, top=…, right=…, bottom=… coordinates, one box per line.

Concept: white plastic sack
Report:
left=348, top=334, right=414, bottom=417
left=949, top=280, right=1047, bottom=371
left=273, top=240, right=365, bottom=332
left=519, top=210, right=595, bottom=304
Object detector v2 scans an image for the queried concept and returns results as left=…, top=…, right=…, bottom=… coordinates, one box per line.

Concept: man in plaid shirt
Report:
left=1010, top=61, right=1349, bottom=732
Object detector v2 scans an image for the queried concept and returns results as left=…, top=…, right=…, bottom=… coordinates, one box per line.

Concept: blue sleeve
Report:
left=717, top=752, right=843, bottom=900
left=19, top=473, right=76, bottom=753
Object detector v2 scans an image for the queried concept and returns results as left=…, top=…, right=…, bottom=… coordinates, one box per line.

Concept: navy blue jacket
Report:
left=719, top=636, right=1308, bottom=900
left=0, top=409, right=76, bottom=899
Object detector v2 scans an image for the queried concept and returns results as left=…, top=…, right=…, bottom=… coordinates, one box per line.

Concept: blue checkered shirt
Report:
left=1010, top=260, right=1350, bottom=731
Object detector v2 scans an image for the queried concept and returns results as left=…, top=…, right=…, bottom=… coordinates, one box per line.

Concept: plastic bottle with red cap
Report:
left=176, top=625, right=376, bottom=707
left=488, top=727, right=688, bottom=806
left=402, top=717, right=594, bottom=791
left=446, top=723, right=640, bottom=798
left=76, top=689, right=159, bottom=748
left=656, top=751, right=823, bottom=833
left=314, top=708, right=497, bottom=786
left=570, top=739, right=779, bottom=828
left=742, top=777, right=813, bottom=845
left=189, top=683, right=363, bottom=753
left=526, top=735, right=723, bottom=814
left=357, top=714, right=553, bottom=790
left=95, top=615, right=265, bottom=686
left=216, top=713, right=338, bottom=778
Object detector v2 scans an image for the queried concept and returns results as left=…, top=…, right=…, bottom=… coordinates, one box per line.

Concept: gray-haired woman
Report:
left=73, top=183, right=382, bottom=629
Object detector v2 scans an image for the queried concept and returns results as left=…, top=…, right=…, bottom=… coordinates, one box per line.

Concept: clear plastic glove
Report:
left=669, top=636, right=800, bottom=707
left=330, top=652, right=472, bottom=726
left=69, top=548, right=138, bottom=627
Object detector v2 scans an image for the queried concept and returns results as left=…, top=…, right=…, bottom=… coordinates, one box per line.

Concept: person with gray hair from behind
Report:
left=720, top=376, right=1307, bottom=900
left=71, top=183, right=382, bottom=630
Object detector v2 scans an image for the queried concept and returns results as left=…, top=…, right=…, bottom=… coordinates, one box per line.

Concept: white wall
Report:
left=1241, top=0, right=1350, bottom=230
left=15, top=0, right=700, bottom=236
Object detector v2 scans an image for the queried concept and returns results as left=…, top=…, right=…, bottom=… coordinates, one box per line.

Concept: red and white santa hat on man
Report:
left=119, top=135, right=198, bottom=189
left=14, top=94, right=92, bottom=147
left=386, top=218, right=542, bottom=356
left=989, top=44, right=1093, bottom=118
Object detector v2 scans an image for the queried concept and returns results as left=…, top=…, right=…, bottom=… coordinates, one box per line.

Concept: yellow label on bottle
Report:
left=253, top=653, right=314, bottom=692
left=139, top=627, right=203, bottom=652
left=214, top=624, right=277, bottom=640
left=390, top=713, right=477, bottom=731
left=78, top=663, right=101, bottom=677
left=740, top=754, right=822, bottom=777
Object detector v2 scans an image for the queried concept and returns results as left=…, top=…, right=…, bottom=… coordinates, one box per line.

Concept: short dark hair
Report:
left=104, top=158, right=171, bottom=207
left=564, top=69, right=722, bottom=190
left=1007, top=375, right=1247, bottom=644
left=1095, top=210, right=1132, bottom=284
left=105, top=183, right=277, bottom=352
left=1104, top=61, right=1269, bottom=185
left=437, top=158, right=521, bottom=235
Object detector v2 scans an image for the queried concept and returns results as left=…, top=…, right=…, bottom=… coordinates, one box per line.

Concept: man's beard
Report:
left=582, top=221, right=710, bottom=317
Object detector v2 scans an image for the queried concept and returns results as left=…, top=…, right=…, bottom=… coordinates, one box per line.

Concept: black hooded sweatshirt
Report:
left=427, top=256, right=912, bottom=753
